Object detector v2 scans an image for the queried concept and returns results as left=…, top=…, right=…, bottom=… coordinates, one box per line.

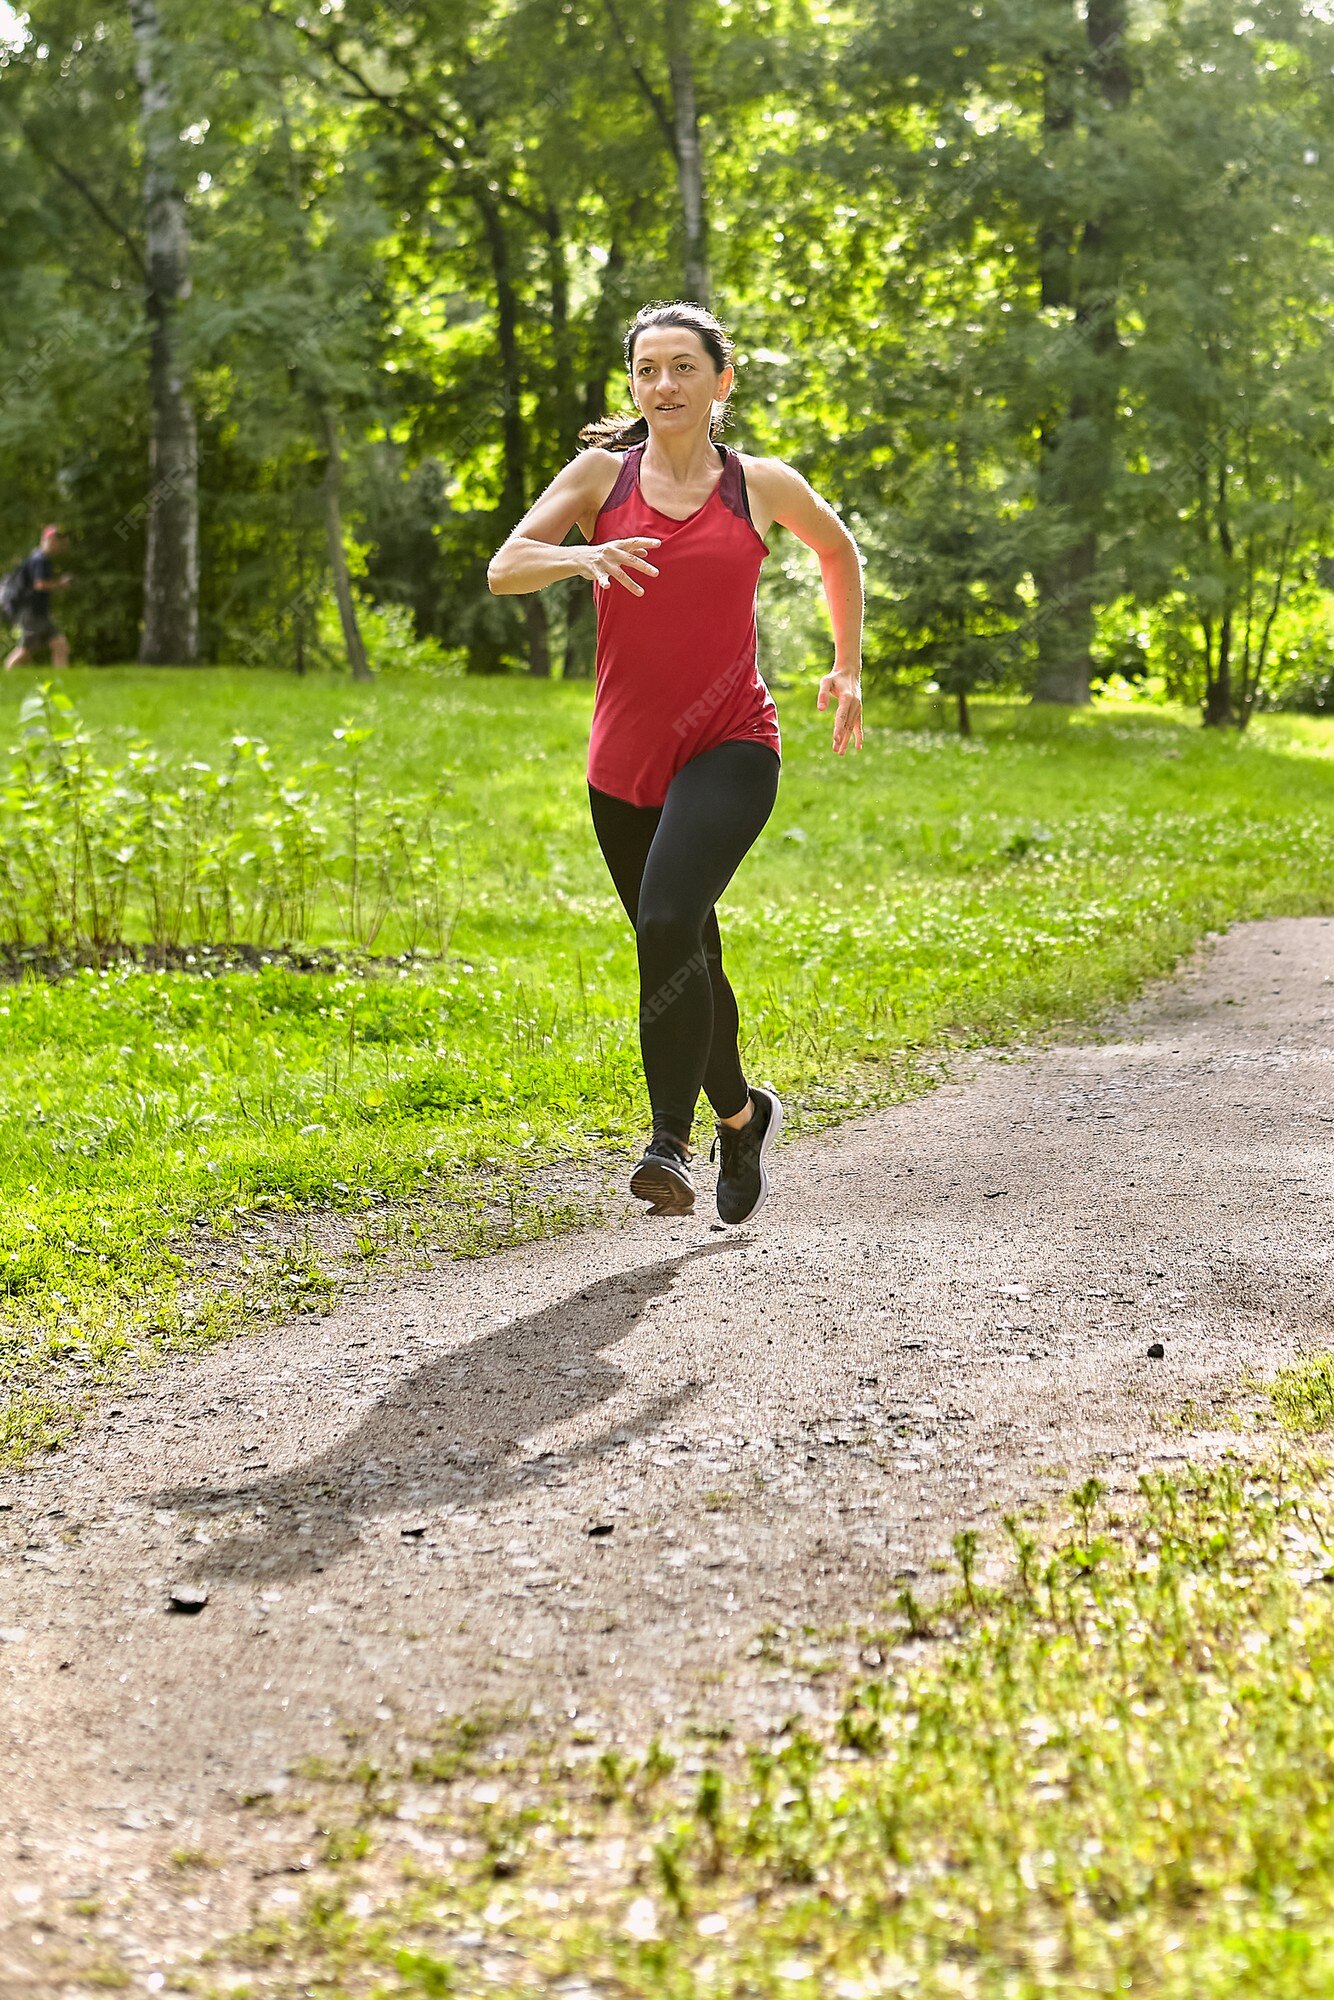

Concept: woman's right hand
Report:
left=583, top=538, right=661, bottom=596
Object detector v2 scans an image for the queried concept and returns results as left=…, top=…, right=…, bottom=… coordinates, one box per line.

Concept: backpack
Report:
left=0, top=557, right=33, bottom=624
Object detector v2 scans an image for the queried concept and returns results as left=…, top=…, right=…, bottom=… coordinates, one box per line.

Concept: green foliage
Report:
left=0, top=687, right=459, bottom=955
left=3, top=0, right=1333, bottom=699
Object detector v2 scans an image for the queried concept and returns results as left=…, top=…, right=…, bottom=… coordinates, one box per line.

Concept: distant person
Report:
left=3, top=524, right=72, bottom=670
left=489, top=301, right=863, bottom=1226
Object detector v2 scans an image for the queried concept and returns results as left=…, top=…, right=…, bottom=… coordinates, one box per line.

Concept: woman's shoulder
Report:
left=583, top=444, right=639, bottom=487
left=578, top=444, right=632, bottom=470
left=548, top=446, right=628, bottom=517
left=732, top=450, right=802, bottom=490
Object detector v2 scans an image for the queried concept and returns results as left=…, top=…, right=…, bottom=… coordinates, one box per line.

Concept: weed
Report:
left=0, top=688, right=460, bottom=960
left=952, top=1525, right=981, bottom=1608
left=1071, top=1473, right=1107, bottom=1541
left=897, top=1585, right=932, bottom=1638
left=321, top=1825, right=373, bottom=1865
left=694, top=1766, right=727, bottom=1877
left=393, top=1948, right=455, bottom=1995
left=1271, top=1352, right=1334, bottom=1432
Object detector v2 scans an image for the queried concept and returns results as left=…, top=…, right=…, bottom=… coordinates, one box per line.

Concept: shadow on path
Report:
left=154, top=1242, right=741, bottom=1583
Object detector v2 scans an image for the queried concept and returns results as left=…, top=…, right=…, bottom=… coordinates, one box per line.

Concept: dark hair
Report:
left=578, top=301, right=736, bottom=451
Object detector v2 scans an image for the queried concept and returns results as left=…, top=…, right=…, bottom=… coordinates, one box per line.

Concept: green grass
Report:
left=2, top=669, right=1333, bottom=1460
left=1272, top=1355, right=1334, bottom=1434
left=196, top=1458, right=1334, bottom=1998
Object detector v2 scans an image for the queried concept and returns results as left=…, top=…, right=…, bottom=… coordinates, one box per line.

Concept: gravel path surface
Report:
left=1, top=916, right=1331, bottom=1990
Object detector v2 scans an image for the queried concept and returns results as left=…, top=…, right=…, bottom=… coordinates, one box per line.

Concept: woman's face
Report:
left=628, top=326, right=733, bottom=436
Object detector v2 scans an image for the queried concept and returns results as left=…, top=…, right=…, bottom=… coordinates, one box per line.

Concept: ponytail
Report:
left=578, top=411, right=650, bottom=451
left=578, top=299, right=737, bottom=453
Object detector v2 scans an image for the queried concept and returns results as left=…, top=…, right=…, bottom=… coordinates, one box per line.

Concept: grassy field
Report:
left=200, top=1455, right=1334, bottom=1999
left=2, top=669, right=1333, bottom=1462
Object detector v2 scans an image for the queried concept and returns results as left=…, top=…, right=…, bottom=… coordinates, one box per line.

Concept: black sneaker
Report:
left=712, top=1084, right=783, bottom=1226
left=629, top=1135, right=696, bottom=1215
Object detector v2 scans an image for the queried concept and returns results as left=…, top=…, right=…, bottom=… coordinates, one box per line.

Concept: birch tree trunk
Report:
left=128, top=0, right=199, bottom=665
left=663, top=0, right=708, bottom=304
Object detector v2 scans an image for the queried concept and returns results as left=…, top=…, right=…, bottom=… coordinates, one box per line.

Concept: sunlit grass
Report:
left=1272, top=1355, right=1334, bottom=1434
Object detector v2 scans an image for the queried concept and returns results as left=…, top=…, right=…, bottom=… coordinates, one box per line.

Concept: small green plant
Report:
left=952, top=1526, right=981, bottom=1608
left=321, top=1825, right=373, bottom=1865
left=635, top=1739, right=677, bottom=1799
left=896, top=1585, right=932, bottom=1639
left=1071, top=1475, right=1107, bottom=1541
left=1271, top=1353, right=1334, bottom=1432
left=393, top=1949, right=455, bottom=1996
left=595, top=1747, right=630, bottom=1803
left=653, top=1831, right=692, bottom=1921
left=1003, top=1511, right=1039, bottom=1600
left=695, top=1766, right=727, bottom=1876
left=0, top=689, right=460, bottom=960
left=837, top=1692, right=886, bottom=1756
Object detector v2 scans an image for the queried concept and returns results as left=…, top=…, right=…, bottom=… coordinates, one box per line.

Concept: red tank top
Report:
left=587, top=443, right=781, bottom=808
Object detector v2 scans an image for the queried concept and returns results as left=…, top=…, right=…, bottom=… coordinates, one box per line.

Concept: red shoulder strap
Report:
left=719, top=446, right=757, bottom=529
left=602, top=443, right=644, bottom=514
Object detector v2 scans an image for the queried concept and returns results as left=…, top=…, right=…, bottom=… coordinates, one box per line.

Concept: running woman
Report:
left=488, top=302, right=863, bottom=1224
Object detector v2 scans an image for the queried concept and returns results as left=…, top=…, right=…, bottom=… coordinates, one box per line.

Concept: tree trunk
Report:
left=956, top=687, right=972, bottom=738
left=663, top=0, right=709, bottom=303
left=129, top=0, right=199, bottom=666
left=1203, top=613, right=1233, bottom=728
left=318, top=401, right=372, bottom=681
left=1031, top=0, right=1131, bottom=707
left=1203, top=453, right=1235, bottom=726
left=1031, top=493, right=1097, bottom=705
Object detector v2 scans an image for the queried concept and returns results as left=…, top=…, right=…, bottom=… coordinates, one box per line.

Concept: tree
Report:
left=1029, top=0, right=1134, bottom=706
left=0, top=9, right=157, bottom=660
left=604, top=0, right=709, bottom=302
left=1116, top=0, right=1334, bottom=727
left=128, top=0, right=201, bottom=664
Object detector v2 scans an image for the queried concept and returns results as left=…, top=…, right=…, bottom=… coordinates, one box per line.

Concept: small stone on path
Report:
left=168, top=1585, right=209, bottom=1614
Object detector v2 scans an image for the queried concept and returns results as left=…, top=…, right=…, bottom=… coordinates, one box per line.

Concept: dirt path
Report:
left=2, top=917, right=1331, bottom=1992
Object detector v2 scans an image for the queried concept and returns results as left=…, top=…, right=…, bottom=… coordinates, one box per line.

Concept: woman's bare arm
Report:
left=745, top=458, right=864, bottom=754
left=487, top=451, right=660, bottom=597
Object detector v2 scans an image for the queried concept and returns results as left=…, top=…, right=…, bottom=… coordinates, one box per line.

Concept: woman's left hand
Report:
left=817, top=665, right=864, bottom=756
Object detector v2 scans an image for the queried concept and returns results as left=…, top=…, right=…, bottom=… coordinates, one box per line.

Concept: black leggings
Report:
left=589, top=740, right=780, bottom=1148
